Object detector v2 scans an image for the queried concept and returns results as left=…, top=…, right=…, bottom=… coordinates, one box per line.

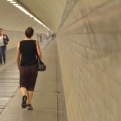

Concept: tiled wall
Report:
left=56, top=0, right=121, bottom=121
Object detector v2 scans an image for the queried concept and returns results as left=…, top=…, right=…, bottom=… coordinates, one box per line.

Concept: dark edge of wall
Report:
left=57, top=0, right=79, bottom=32
left=56, top=41, right=68, bottom=121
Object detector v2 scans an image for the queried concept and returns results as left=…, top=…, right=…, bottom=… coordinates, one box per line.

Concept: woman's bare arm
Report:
left=16, top=42, right=20, bottom=69
left=36, top=40, right=42, bottom=60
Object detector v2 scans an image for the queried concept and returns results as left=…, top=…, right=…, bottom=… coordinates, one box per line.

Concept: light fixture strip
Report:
left=13, top=3, right=18, bottom=6
left=7, top=0, right=13, bottom=1
left=7, top=0, right=50, bottom=30
left=10, top=1, right=16, bottom=3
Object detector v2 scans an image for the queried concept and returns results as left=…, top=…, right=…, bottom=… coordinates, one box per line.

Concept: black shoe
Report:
left=21, top=95, right=27, bottom=109
left=27, top=104, right=33, bottom=110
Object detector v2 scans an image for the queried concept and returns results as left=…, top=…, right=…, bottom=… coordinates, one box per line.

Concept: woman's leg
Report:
left=27, top=91, right=34, bottom=104
left=20, top=66, right=28, bottom=96
left=27, top=65, right=38, bottom=110
left=27, top=91, right=34, bottom=110
left=19, top=66, right=28, bottom=108
left=2, top=46, right=6, bottom=63
left=0, top=47, right=2, bottom=64
left=20, top=87, right=27, bottom=96
left=20, top=87, right=27, bottom=108
left=28, top=65, right=38, bottom=104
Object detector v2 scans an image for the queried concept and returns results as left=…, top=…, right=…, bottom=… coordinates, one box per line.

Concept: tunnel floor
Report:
left=0, top=39, right=58, bottom=121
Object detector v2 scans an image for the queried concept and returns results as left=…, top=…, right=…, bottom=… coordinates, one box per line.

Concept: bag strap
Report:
left=34, top=40, right=39, bottom=59
left=34, top=40, right=43, bottom=64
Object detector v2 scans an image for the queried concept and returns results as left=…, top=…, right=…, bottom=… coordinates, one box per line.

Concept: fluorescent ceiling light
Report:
left=7, top=0, right=50, bottom=30
left=10, top=1, right=16, bottom=3
left=18, top=7, right=30, bottom=15
left=13, top=3, right=18, bottom=6
left=29, top=14, right=34, bottom=18
left=17, top=6, right=29, bottom=14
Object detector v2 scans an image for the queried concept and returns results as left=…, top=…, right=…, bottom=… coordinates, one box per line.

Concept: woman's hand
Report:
left=3, top=36, right=6, bottom=39
left=18, top=66, right=20, bottom=70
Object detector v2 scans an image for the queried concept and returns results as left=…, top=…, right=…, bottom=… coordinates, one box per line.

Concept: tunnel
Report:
left=0, top=0, right=121, bottom=121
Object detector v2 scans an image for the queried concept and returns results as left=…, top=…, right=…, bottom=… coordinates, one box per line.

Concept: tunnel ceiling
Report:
left=0, top=0, right=66, bottom=33
left=17, top=0, right=66, bottom=32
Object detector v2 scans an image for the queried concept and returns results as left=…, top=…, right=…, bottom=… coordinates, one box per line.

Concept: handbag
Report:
left=3, top=35, right=9, bottom=45
left=4, top=39, right=8, bottom=45
left=34, top=40, right=46, bottom=71
left=36, top=54, right=46, bottom=71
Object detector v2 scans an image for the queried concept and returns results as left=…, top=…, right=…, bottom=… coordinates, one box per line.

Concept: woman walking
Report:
left=0, top=28, right=9, bottom=64
left=16, top=27, right=42, bottom=110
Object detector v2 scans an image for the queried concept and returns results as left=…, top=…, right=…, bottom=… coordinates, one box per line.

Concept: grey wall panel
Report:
left=57, top=0, right=121, bottom=121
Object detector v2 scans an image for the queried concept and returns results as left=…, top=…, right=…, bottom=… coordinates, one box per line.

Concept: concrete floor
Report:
left=0, top=39, right=58, bottom=121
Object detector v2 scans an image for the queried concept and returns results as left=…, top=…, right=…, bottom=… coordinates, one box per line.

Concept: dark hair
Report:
left=0, top=28, right=3, bottom=31
left=25, top=27, right=34, bottom=38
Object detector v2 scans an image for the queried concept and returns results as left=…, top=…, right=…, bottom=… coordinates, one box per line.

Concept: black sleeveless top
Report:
left=19, top=40, right=37, bottom=66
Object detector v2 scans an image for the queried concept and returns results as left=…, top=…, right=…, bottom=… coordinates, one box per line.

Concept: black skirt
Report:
left=19, top=64, right=38, bottom=91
